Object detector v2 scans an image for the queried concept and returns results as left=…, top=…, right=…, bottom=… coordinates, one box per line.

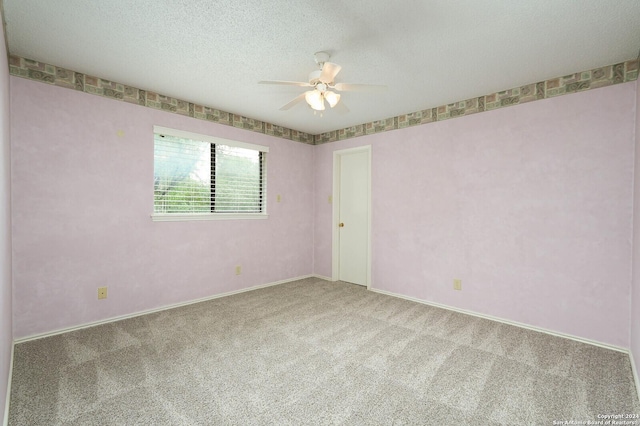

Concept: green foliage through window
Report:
left=154, top=132, right=266, bottom=214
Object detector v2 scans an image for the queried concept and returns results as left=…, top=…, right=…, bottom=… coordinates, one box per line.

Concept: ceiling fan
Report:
left=259, top=51, right=387, bottom=113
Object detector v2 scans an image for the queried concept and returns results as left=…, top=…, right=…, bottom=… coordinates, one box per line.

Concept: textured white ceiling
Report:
left=4, top=0, right=640, bottom=135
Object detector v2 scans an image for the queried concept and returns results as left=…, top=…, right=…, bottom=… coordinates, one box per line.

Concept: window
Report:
left=152, top=126, right=268, bottom=221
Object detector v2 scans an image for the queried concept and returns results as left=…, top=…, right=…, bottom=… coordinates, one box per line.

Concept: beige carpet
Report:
left=8, top=277, right=640, bottom=425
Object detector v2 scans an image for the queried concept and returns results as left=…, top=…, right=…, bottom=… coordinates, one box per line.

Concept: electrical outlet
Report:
left=98, top=286, right=108, bottom=299
left=276, top=194, right=282, bottom=203
left=453, top=279, right=462, bottom=291
left=235, top=265, right=242, bottom=275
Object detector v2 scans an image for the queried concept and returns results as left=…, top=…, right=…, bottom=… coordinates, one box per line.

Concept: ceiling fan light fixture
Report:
left=305, top=90, right=325, bottom=111
left=324, top=91, right=340, bottom=108
left=262, top=51, right=386, bottom=113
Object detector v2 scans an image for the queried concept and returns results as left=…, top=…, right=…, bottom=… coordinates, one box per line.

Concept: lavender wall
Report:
left=0, top=24, right=13, bottom=424
left=314, top=82, right=636, bottom=348
left=632, top=80, right=640, bottom=387
left=10, top=77, right=314, bottom=339
left=8, top=64, right=638, bottom=350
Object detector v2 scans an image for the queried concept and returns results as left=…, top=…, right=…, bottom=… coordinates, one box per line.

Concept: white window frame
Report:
left=151, top=126, right=269, bottom=222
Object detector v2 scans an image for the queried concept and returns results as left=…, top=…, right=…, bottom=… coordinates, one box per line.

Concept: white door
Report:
left=338, top=149, right=370, bottom=286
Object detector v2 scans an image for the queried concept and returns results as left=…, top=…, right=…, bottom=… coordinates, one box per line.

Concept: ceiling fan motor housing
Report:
left=308, top=69, right=322, bottom=85
left=314, top=51, right=330, bottom=66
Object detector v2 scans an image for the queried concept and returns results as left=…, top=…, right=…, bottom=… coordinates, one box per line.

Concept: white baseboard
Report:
left=369, top=287, right=628, bottom=353
left=2, top=342, right=14, bottom=426
left=10, top=276, right=636, bottom=403
left=14, top=274, right=314, bottom=344
left=311, top=274, right=333, bottom=281
left=630, top=349, right=640, bottom=404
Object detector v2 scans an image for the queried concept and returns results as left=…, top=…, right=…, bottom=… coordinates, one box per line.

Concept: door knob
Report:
left=339, top=222, right=345, bottom=228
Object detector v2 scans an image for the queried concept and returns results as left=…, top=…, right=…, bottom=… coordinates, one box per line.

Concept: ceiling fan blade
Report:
left=334, top=100, right=349, bottom=114
left=259, top=80, right=312, bottom=87
left=320, top=62, right=341, bottom=83
left=279, top=93, right=306, bottom=111
left=334, top=83, right=387, bottom=92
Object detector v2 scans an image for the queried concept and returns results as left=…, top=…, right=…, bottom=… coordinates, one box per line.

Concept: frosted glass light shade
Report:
left=305, top=90, right=325, bottom=111
left=324, top=91, right=340, bottom=108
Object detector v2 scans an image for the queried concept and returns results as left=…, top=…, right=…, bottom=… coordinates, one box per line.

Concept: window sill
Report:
left=151, top=213, right=269, bottom=222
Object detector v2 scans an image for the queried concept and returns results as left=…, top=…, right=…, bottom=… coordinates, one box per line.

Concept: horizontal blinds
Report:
left=214, top=145, right=264, bottom=213
left=153, top=131, right=266, bottom=214
left=153, top=126, right=269, bottom=153
left=154, top=134, right=211, bottom=214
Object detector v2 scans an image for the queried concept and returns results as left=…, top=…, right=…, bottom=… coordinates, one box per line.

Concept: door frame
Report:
left=332, top=145, right=372, bottom=289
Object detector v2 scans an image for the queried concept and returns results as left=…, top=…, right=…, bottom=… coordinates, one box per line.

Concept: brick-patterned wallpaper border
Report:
left=8, top=55, right=638, bottom=145
left=316, top=59, right=639, bottom=144
left=8, top=55, right=315, bottom=145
